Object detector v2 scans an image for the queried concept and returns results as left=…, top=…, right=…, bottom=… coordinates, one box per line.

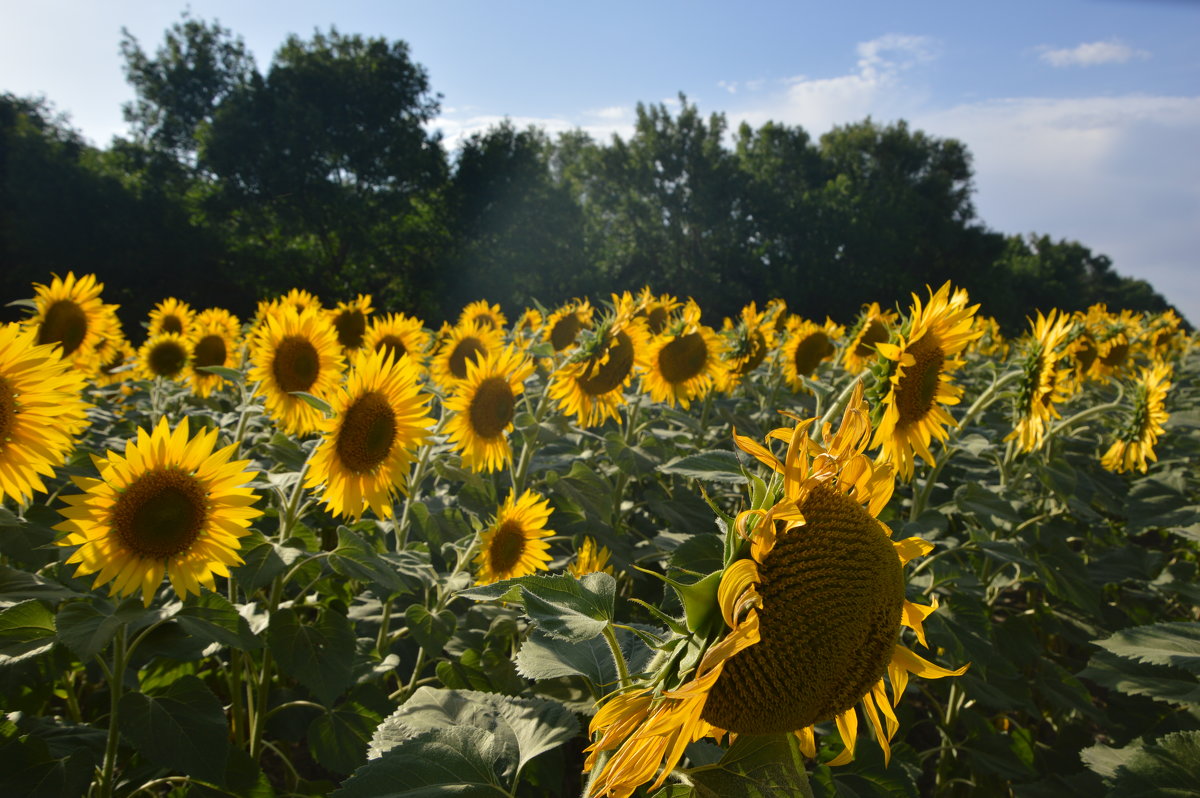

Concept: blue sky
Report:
left=3, top=0, right=1198, bottom=322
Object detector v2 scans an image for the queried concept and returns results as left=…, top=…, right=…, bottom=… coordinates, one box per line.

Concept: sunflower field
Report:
left=1, top=274, right=1198, bottom=798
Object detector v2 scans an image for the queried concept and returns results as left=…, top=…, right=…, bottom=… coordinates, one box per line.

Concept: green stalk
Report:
left=600, top=623, right=632, bottom=690
left=98, top=625, right=128, bottom=798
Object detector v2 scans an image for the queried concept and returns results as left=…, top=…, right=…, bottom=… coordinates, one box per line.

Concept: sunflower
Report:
left=568, top=536, right=614, bottom=578
left=55, top=417, right=262, bottom=608
left=137, top=332, right=191, bottom=382
left=1101, top=361, right=1172, bottom=473
left=543, top=299, right=594, bottom=352
left=869, top=282, right=982, bottom=480
left=458, top=299, right=507, bottom=331
left=148, top=297, right=196, bottom=339
left=280, top=288, right=323, bottom=316
left=93, top=335, right=137, bottom=388
left=444, top=346, right=534, bottom=473
left=842, top=302, right=898, bottom=375
left=764, top=297, right=789, bottom=334
left=429, top=322, right=504, bottom=390
left=1142, top=309, right=1186, bottom=361
left=0, top=323, right=90, bottom=504
left=514, top=308, right=544, bottom=338
left=362, top=312, right=431, bottom=373
left=1091, top=308, right=1142, bottom=382
left=635, top=287, right=680, bottom=335
left=715, top=302, right=776, bottom=392
left=474, top=489, right=555, bottom=585
left=969, top=315, right=1009, bottom=361
left=548, top=311, right=650, bottom=428
left=584, top=385, right=966, bottom=797
left=328, top=294, right=374, bottom=352
left=28, top=272, right=111, bottom=370
left=1006, top=310, right=1075, bottom=453
left=641, top=301, right=724, bottom=409
left=780, top=317, right=841, bottom=391
left=304, top=348, right=434, bottom=519
left=248, top=307, right=345, bottom=436
left=188, top=308, right=242, bottom=398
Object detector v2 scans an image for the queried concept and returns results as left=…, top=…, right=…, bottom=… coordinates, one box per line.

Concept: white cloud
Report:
left=718, top=80, right=738, bottom=94
left=1038, top=40, right=1149, bottom=68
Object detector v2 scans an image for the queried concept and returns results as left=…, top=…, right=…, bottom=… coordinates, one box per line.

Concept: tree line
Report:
left=0, top=14, right=1179, bottom=331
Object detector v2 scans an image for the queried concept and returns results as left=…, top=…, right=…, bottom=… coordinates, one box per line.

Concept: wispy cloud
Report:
left=1038, top=40, right=1149, bottom=68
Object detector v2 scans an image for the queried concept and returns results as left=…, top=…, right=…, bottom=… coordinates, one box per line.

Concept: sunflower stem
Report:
left=600, top=623, right=632, bottom=690
left=395, top=414, right=443, bottom=551
left=511, top=374, right=552, bottom=496
left=230, top=380, right=262, bottom=457
left=98, top=624, right=128, bottom=798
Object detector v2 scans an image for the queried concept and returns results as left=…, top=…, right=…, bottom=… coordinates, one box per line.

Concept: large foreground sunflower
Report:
left=188, top=308, right=242, bottom=398
left=870, top=282, right=982, bottom=480
left=549, top=310, right=650, bottom=428
left=28, top=272, right=111, bottom=370
left=1006, top=309, right=1075, bottom=453
left=249, top=307, right=345, bottom=436
left=304, top=349, right=434, bottom=519
left=641, top=301, right=724, bottom=409
left=584, top=385, right=966, bottom=797
left=444, top=346, right=534, bottom=473
left=0, top=323, right=90, bottom=504
left=473, top=489, right=555, bottom=585
left=56, top=417, right=262, bottom=607
left=1101, top=361, right=1172, bottom=473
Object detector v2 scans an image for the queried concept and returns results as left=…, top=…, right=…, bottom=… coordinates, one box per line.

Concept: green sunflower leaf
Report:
left=458, top=572, right=616, bottom=643
left=681, top=732, right=811, bottom=798
left=175, top=591, right=263, bottom=651
left=194, top=365, right=243, bottom=382
left=118, top=674, right=230, bottom=784
left=309, top=701, right=383, bottom=776
left=288, top=390, right=333, bottom=415
left=660, top=450, right=749, bottom=484
left=268, top=606, right=356, bottom=706
left=334, top=725, right=513, bottom=798
left=404, top=605, right=457, bottom=656
left=1083, top=731, right=1200, bottom=796
left=1094, top=622, right=1200, bottom=675
left=0, top=599, right=57, bottom=663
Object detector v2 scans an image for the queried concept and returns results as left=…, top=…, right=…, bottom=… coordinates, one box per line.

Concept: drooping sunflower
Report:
left=444, top=345, right=534, bottom=473
left=328, top=294, right=374, bottom=352
left=1005, top=309, right=1075, bottom=453
left=780, top=317, right=841, bottom=391
left=28, top=272, right=111, bottom=370
left=188, top=308, right=242, bottom=398
left=543, top=299, right=595, bottom=353
left=458, top=299, right=507, bottom=332
left=473, top=489, right=554, bottom=585
left=568, top=536, right=614, bottom=578
left=715, top=301, right=776, bottom=392
left=248, top=307, right=345, bottom=436
left=842, top=302, right=898, bottom=375
left=429, top=322, right=504, bottom=390
left=548, top=311, right=650, bottom=428
left=304, top=348, right=434, bottom=519
left=148, top=297, right=196, bottom=339
left=869, top=282, right=982, bottom=480
left=55, top=417, right=262, bottom=608
left=1101, top=361, right=1172, bottom=473
left=641, top=301, right=725, bottom=409
left=584, top=385, right=966, bottom=798
left=137, top=332, right=191, bottom=382
left=362, top=312, right=431, bottom=372
left=0, top=323, right=90, bottom=505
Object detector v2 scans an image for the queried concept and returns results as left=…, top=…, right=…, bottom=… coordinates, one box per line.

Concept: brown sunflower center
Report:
left=272, top=336, right=320, bottom=392
left=644, top=307, right=669, bottom=335
left=894, top=336, right=944, bottom=425
left=734, top=330, right=768, bottom=376
left=659, top=332, right=708, bottom=384
left=101, top=347, right=126, bottom=375
left=1076, top=338, right=1097, bottom=372
left=550, top=313, right=584, bottom=351
left=471, top=313, right=498, bottom=330
left=148, top=340, right=189, bottom=378
left=702, top=484, right=904, bottom=734
left=854, top=320, right=889, bottom=359
left=336, top=391, right=397, bottom=473
left=469, top=377, right=515, bottom=439
left=449, top=337, right=487, bottom=379
left=1101, top=342, right=1129, bottom=368
left=375, top=334, right=408, bottom=363
left=0, top=376, right=15, bottom=441
left=37, top=299, right=89, bottom=356
left=577, top=330, right=634, bottom=396
left=488, top=519, right=527, bottom=575
left=160, top=315, right=184, bottom=335
left=334, top=310, right=367, bottom=349
left=193, top=335, right=227, bottom=369
left=792, top=332, right=833, bottom=377
left=112, top=467, right=209, bottom=559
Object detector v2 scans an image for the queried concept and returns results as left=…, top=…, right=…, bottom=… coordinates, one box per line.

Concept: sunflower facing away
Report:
left=429, top=322, right=503, bottom=390
left=584, top=385, right=967, bottom=797
left=148, top=297, right=196, bottom=339
left=568, top=536, right=614, bottom=578
left=549, top=310, right=650, bottom=428
left=137, top=332, right=191, bottom=382
left=780, top=317, right=841, bottom=391
left=444, top=345, right=534, bottom=473
left=249, top=307, right=345, bottom=436
left=0, top=323, right=90, bottom=505
left=1101, top=361, right=1172, bottom=473
left=188, top=308, right=242, bottom=398
left=458, top=299, right=508, bottom=331
left=29, top=272, right=111, bottom=370
left=304, top=348, right=434, bottom=519
left=842, top=302, right=898, bottom=375
left=363, top=312, right=431, bottom=374
left=56, top=417, right=262, bottom=607
left=870, top=282, right=982, bottom=480
left=716, top=301, right=776, bottom=392
left=641, top=301, right=724, bottom=409
left=328, top=294, right=374, bottom=352
left=1006, top=309, right=1075, bottom=453
left=474, top=489, right=554, bottom=585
